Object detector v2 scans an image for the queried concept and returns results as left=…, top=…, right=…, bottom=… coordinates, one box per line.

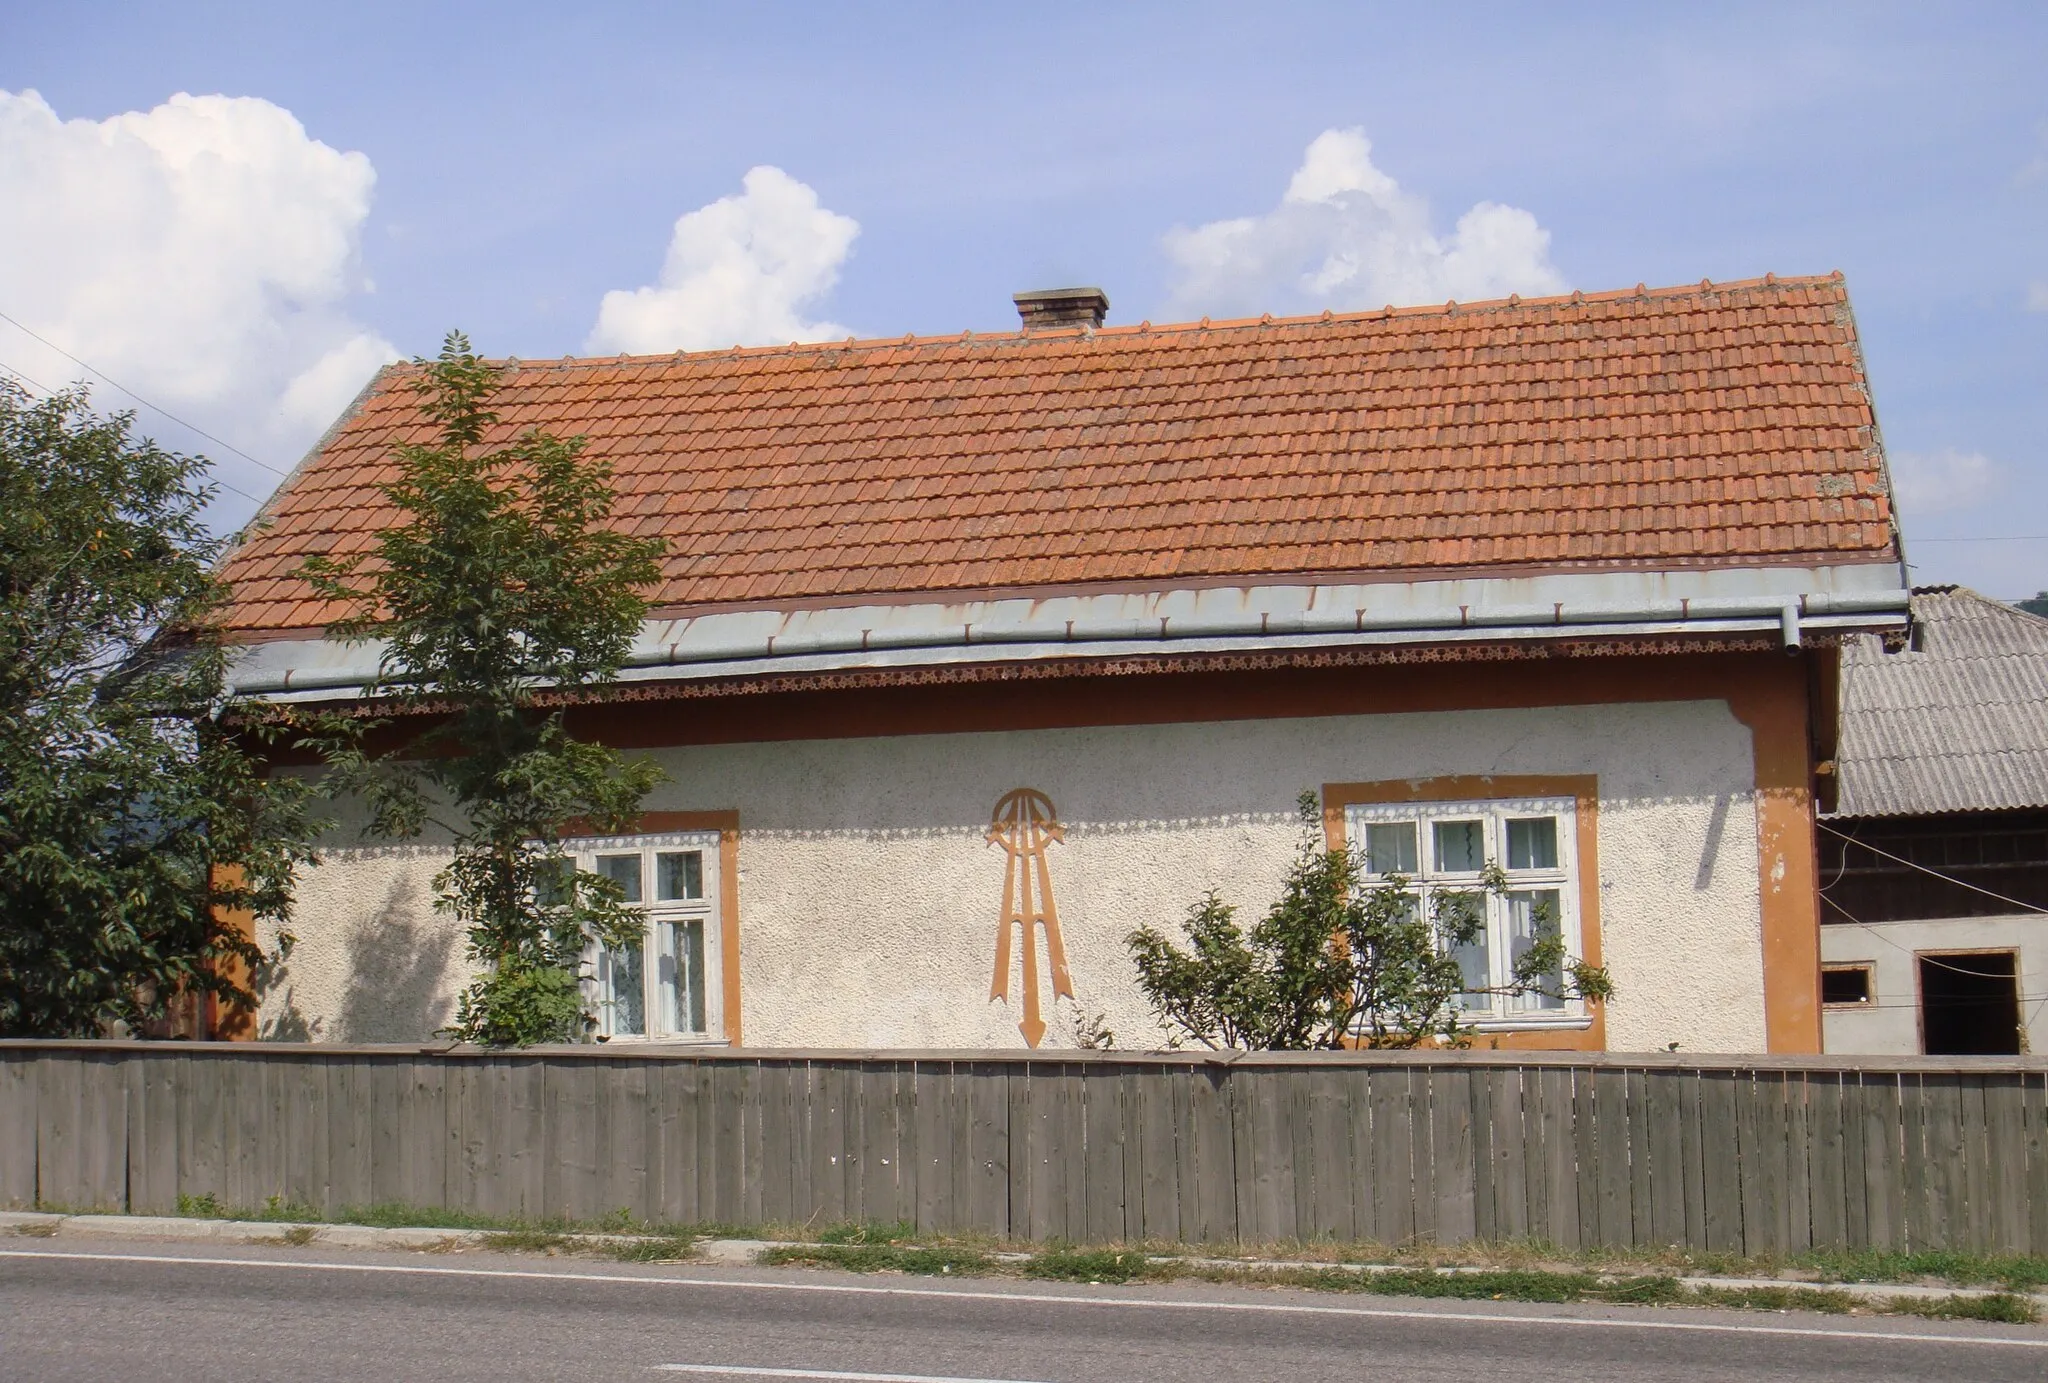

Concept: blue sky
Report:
left=2, top=2, right=2045, bottom=594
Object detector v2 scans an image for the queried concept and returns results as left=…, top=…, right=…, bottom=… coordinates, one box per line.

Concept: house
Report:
left=218, top=275, right=1910, bottom=1053
left=1819, top=588, right=2048, bottom=1054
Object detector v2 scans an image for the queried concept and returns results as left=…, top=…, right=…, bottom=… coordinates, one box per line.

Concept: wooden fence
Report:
left=4, top=1042, right=2047, bottom=1255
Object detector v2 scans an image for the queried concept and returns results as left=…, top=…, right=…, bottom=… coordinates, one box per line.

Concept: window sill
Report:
left=592, top=1036, right=730, bottom=1047
left=1465, top=1014, right=1594, bottom=1033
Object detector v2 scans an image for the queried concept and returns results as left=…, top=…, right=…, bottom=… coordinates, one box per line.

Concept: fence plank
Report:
left=1593, top=1067, right=1630, bottom=1248
left=2026, top=1074, right=2048, bottom=1257
left=1982, top=1073, right=2026, bottom=1254
left=1135, top=1066, right=1178, bottom=1242
left=1430, top=1068, right=1476, bottom=1247
left=1486, top=1068, right=1526, bottom=1242
left=1538, top=1067, right=1578, bottom=1250
left=967, top=1060, right=1009, bottom=1235
left=722, top=1061, right=754, bottom=1229
left=911, top=1062, right=947, bottom=1235
left=1698, top=1070, right=1741, bottom=1254
left=1369, top=1067, right=1415, bottom=1247
left=1958, top=1076, right=1993, bottom=1253
left=127, top=1055, right=179, bottom=1215
left=1624, top=1067, right=1652, bottom=1248
left=652, top=1060, right=700, bottom=1225
left=1188, top=1064, right=1235, bottom=1244
left=1900, top=1074, right=1934, bottom=1250
left=1081, top=1066, right=1126, bottom=1243
left=1242, top=1066, right=1288, bottom=1243
left=1858, top=1072, right=1902, bottom=1251
left=367, top=1057, right=406, bottom=1211
left=0, top=1056, right=36, bottom=1209
left=1741, top=1071, right=1786, bottom=1256
left=1807, top=1073, right=1846, bottom=1251
left=1645, top=1064, right=1687, bottom=1248
left=1308, top=1068, right=1355, bottom=1243
left=857, top=1066, right=896, bottom=1228
left=1922, top=1073, right=1965, bottom=1251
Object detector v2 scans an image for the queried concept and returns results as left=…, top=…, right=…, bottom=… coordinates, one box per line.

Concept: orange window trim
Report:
left=1323, top=776, right=1606, bottom=1053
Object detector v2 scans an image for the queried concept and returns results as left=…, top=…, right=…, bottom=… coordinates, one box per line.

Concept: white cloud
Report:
left=0, top=89, right=399, bottom=480
left=1162, top=128, right=1567, bottom=320
left=586, top=166, right=858, bottom=355
left=1889, top=448, right=2000, bottom=517
left=2028, top=281, right=2048, bottom=312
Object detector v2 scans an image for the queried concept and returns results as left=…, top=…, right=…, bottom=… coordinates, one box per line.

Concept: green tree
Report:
left=0, top=381, right=317, bottom=1037
left=2017, top=593, right=2048, bottom=620
left=1126, top=793, right=1613, bottom=1049
left=301, top=332, right=666, bottom=1046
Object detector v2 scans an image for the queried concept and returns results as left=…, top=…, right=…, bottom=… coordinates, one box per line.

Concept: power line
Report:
left=0, top=357, right=270, bottom=509
left=0, top=307, right=288, bottom=478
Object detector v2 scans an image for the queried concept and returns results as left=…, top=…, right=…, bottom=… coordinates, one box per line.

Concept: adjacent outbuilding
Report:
left=1819, top=586, right=2048, bottom=1054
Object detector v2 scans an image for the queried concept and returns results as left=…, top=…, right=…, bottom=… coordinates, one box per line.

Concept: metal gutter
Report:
left=229, top=588, right=1910, bottom=701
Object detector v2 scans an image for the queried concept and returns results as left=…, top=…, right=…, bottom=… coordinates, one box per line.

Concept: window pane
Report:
left=1432, top=819, right=1485, bottom=873
left=607, top=945, right=646, bottom=1036
left=1364, top=822, right=1418, bottom=876
left=1507, top=890, right=1564, bottom=1012
left=533, top=856, right=575, bottom=908
left=1506, top=817, right=1559, bottom=871
left=1431, top=890, right=1490, bottom=1010
left=671, top=919, right=707, bottom=1034
left=595, top=853, right=643, bottom=903
left=1822, top=967, right=1872, bottom=1005
left=657, top=850, right=704, bottom=901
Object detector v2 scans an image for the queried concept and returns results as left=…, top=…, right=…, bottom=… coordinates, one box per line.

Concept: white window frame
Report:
left=1343, top=795, right=1589, bottom=1031
left=563, top=829, right=725, bottom=1044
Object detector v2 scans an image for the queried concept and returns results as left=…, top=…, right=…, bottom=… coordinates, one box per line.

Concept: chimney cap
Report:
left=1014, top=286, right=1109, bottom=331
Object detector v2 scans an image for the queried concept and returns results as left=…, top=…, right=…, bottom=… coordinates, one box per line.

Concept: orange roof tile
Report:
left=220, top=273, right=1899, bottom=637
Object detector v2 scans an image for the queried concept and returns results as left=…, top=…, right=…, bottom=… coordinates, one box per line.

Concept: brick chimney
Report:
left=1013, top=287, right=1109, bottom=331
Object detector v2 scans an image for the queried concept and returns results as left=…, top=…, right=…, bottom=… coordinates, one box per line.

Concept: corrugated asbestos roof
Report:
left=217, top=273, right=1899, bottom=637
left=1832, top=588, right=2048, bottom=817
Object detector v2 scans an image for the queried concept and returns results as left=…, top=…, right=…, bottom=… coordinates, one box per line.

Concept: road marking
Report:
left=3, top=1247, right=2044, bottom=1351
left=655, top=1366, right=1045, bottom=1382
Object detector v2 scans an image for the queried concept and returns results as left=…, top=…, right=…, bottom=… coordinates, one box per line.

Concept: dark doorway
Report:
left=1918, top=952, right=2020, bottom=1055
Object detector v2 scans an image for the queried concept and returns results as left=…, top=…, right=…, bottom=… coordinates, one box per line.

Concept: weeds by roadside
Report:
left=763, top=1243, right=993, bottom=1275
left=56, top=1198, right=2048, bottom=1321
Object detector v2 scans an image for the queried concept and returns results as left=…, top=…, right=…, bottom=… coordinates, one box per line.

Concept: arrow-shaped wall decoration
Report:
left=986, top=787, right=1073, bottom=1048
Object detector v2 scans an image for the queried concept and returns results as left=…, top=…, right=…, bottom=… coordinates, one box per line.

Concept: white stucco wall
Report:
left=255, top=698, right=1768, bottom=1052
left=1821, top=916, right=2047, bottom=1054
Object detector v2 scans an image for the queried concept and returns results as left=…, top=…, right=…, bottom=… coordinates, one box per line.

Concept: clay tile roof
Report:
left=220, top=273, right=1899, bottom=637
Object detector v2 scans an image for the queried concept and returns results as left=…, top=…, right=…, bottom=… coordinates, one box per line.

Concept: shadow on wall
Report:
left=338, top=886, right=460, bottom=1042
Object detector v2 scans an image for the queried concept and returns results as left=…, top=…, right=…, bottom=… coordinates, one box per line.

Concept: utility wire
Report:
left=0, top=307, right=288, bottom=478
left=0, top=356, right=270, bottom=509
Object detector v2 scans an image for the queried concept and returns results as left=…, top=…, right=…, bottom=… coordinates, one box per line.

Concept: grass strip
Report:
left=760, top=1243, right=993, bottom=1275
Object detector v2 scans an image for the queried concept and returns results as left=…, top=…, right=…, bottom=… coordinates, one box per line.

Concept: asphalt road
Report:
left=2, top=1239, right=2045, bottom=1382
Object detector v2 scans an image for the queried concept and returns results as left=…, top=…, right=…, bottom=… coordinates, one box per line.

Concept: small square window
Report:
left=595, top=853, right=643, bottom=903
left=657, top=850, right=704, bottom=901
left=1364, top=822, right=1418, bottom=876
left=1432, top=819, right=1485, bottom=873
left=1822, top=965, right=1873, bottom=1006
left=1506, top=817, right=1559, bottom=871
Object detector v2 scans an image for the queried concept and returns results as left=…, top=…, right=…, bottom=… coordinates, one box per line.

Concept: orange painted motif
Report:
left=987, top=789, right=1073, bottom=1048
